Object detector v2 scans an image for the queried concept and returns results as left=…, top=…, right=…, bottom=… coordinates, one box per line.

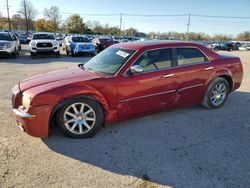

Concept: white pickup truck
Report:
left=29, top=32, right=60, bottom=58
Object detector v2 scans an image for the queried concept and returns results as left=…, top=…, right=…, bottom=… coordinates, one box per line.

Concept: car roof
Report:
left=0, top=31, right=10, bottom=34
left=33, top=32, right=54, bottom=35
left=112, top=40, right=206, bottom=51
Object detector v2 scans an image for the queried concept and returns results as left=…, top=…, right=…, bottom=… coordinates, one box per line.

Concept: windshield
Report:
left=100, top=38, right=112, bottom=44
left=84, top=47, right=135, bottom=75
left=33, top=34, right=55, bottom=40
left=0, top=33, right=12, bottom=41
left=72, top=37, right=90, bottom=43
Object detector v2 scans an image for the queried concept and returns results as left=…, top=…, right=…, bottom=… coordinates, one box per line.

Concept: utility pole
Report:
left=24, top=0, right=29, bottom=33
left=186, top=14, right=191, bottom=41
left=119, top=13, right=122, bottom=39
left=6, top=0, right=11, bottom=31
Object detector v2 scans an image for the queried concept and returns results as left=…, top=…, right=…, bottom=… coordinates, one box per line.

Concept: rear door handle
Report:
left=163, top=74, right=175, bottom=78
left=204, top=67, right=214, bottom=71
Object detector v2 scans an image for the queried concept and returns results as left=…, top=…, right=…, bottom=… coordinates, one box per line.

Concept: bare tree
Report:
left=44, top=6, right=61, bottom=31
left=18, top=0, right=37, bottom=33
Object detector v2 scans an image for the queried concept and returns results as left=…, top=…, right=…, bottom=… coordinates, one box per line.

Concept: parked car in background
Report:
left=238, top=43, right=250, bottom=51
left=92, top=37, right=114, bottom=53
left=12, top=41, right=243, bottom=138
left=13, top=33, right=21, bottom=51
left=209, top=42, right=234, bottom=51
left=18, top=33, right=28, bottom=44
left=29, top=32, right=60, bottom=58
left=63, top=35, right=96, bottom=56
left=0, top=31, right=19, bottom=58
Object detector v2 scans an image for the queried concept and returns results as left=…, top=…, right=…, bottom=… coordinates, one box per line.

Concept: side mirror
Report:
left=130, top=65, right=144, bottom=74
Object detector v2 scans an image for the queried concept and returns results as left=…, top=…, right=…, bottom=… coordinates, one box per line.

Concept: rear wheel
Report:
left=56, top=98, right=104, bottom=138
left=30, top=52, right=36, bottom=58
left=202, top=77, right=229, bottom=109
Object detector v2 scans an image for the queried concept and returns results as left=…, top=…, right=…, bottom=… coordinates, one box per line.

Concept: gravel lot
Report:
left=0, top=45, right=250, bottom=188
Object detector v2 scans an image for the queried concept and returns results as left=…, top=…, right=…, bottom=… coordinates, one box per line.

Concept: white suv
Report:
left=0, top=31, right=19, bottom=58
left=29, top=32, right=60, bottom=58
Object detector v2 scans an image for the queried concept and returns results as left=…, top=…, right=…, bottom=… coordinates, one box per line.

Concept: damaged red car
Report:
left=12, top=41, right=243, bottom=138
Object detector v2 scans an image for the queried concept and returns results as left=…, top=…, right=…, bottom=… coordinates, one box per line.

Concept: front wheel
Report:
left=56, top=98, right=104, bottom=138
left=202, top=77, right=229, bottom=109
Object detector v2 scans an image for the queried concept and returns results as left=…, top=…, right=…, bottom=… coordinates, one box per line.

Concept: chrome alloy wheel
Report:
left=210, top=82, right=227, bottom=106
left=63, top=102, right=96, bottom=134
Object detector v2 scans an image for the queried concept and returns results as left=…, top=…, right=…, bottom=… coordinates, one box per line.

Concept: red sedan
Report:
left=12, top=41, right=243, bottom=138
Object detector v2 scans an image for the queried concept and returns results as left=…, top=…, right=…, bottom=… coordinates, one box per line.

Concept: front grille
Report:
left=36, top=43, right=53, bottom=48
left=0, top=43, right=5, bottom=47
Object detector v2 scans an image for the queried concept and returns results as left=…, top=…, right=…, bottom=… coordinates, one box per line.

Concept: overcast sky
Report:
left=1, top=0, right=250, bottom=36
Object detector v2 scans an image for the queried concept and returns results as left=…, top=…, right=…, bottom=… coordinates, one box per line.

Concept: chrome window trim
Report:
left=123, top=46, right=211, bottom=77
left=175, top=47, right=210, bottom=67
left=118, top=89, right=176, bottom=103
left=113, top=49, right=139, bottom=77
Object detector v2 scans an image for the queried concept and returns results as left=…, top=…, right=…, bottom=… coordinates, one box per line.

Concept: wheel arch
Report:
left=218, top=75, right=233, bottom=92
left=214, top=68, right=233, bottom=92
left=49, top=94, right=108, bottom=129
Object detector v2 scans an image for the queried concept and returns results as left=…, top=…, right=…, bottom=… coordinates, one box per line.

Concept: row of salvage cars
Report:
left=0, top=31, right=117, bottom=58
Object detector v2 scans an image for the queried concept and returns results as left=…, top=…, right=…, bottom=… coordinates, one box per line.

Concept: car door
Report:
left=117, top=48, right=178, bottom=118
left=172, top=47, right=214, bottom=106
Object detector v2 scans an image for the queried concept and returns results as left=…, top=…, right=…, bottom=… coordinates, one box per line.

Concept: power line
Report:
left=192, top=14, right=250, bottom=19
left=123, top=13, right=188, bottom=17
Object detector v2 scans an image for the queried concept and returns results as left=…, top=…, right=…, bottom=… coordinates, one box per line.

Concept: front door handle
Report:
left=163, top=74, right=175, bottom=78
left=204, top=67, right=214, bottom=71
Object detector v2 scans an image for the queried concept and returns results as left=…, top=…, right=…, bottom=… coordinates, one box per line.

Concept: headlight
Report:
left=4, top=43, right=11, bottom=49
left=52, top=41, right=58, bottom=46
left=22, top=95, right=31, bottom=110
left=31, top=41, right=36, bottom=46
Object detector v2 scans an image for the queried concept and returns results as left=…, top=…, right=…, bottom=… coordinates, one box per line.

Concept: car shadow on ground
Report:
left=42, top=91, right=250, bottom=187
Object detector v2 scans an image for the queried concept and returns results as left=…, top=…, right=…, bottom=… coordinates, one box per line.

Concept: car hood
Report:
left=0, top=40, right=11, bottom=44
left=32, top=39, right=55, bottom=43
left=19, top=66, right=101, bottom=91
left=75, top=42, right=93, bottom=46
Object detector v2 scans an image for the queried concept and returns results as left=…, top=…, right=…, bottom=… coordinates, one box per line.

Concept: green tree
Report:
left=237, top=31, right=250, bottom=41
left=44, top=6, right=61, bottom=31
left=18, top=0, right=37, bottom=32
left=66, top=14, right=85, bottom=33
left=35, top=19, right=56, bottom=32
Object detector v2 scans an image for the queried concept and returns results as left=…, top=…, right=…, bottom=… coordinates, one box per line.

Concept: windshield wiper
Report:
left=78, top=64, right=85, bottom=70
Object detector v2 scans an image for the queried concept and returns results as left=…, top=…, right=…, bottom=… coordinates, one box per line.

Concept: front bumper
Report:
left=0, top=48, right=14, bottom=56
left=30, top=47, right=59, bottom=54
left=13, top=105, right=53, bottom=138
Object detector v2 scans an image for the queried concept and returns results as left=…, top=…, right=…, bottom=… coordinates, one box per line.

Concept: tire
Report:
left=11, top=49, right=17, bottom=58
left=30, top=52, right=36, bottom=59
left=66, top=47, right=70, bottom=55
left=56, top=98, right=104, bottom=138
left=202, top=77, right=229, bottom=109
left=56, top=52, right=60, bottom=58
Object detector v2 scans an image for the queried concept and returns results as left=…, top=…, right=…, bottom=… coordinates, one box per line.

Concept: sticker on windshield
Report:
left=116, top=50, right=129, bottom=58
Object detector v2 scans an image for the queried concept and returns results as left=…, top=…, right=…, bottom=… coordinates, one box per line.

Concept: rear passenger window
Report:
left=177, top=48, right=208, bottom=66
left=134, top=48, right=172, bottom=72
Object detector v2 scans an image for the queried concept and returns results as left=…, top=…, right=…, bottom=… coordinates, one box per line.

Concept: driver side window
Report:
left=133, top=48, right=172, bottom=72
